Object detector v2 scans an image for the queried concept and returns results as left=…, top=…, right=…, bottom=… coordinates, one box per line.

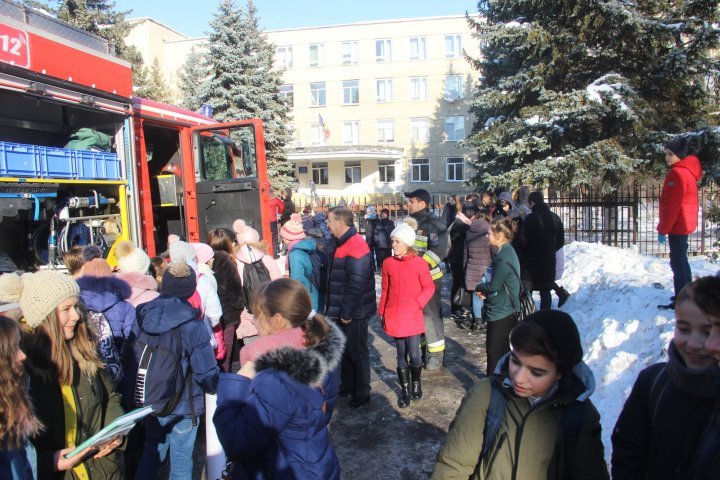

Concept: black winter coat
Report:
left=365, top=217, right=378, bottom=247
left=612, top=341, right=720, bottom=480
left=212, top=250, right=245, bottom=326
left=516, top=202, right=564, bottom=291
left=373, top=218, right=395, bottom=250
left=464, top=218, right=492, bottom=291
left=410, top=208, right=450, bottom=259
left=447, top=219, right=469, bottom=270
left=326, top=227, right=376, bottom=320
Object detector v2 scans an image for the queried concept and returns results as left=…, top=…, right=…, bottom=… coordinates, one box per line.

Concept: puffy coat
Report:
left=23, top=352, right=124, bottom=480
left=365, top=216, right=378, bottom=247
left=268, top=197, right=284, bottom=221
left=447, top=219, right=469, bottom=271
left=611, top=341, right=720, bottom=480
left=134, top=295, right=220, bottom=418
left=288, top=238, right=320, bottom=310
left=114, top=271, right=159, bottom=307
left=410, top=208, right=450, bottom=261
left=77, top=275, right=135, bottom=342
left=373, top=218, right=395, bottom=250
left=212, top=250, right=245, bottom=326
left=378, top=253, right=435, bottom=337
left=657, top=155, right=702, bottom=235
left=432, top=355, right=608, bottom=480
left=326, top=227, right=376, bottom=320
left=214, top=322, right=345, bottom=480
left=235, top=245, right=283, bottom=338
left=475, top=244, right=521, bottom=321
left=464, top=218, right=492, bottom=291
left=516, top=202, right=564, bottom=291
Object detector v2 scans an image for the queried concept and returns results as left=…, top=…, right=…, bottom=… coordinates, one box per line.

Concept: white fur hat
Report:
left=115, top=240, right=151, bottom=275
left=390, top=223, right=416, bottom=249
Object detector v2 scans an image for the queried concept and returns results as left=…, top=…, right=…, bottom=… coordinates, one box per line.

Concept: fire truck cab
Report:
left=0, top=0, right=271, bottom=270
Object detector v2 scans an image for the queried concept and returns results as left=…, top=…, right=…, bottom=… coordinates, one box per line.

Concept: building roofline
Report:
left=266, top=14, right=477, bottom=34
left=127, top=17, right=191, bottom=40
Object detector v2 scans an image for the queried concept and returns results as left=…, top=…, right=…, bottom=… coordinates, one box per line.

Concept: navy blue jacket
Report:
left=77, top=276, right=135, bottom=344
left=214, top=322, right=345, bottom=480
left=326, top=227, right=376, bottom=320
left=134, top=295, right=219, bottom=417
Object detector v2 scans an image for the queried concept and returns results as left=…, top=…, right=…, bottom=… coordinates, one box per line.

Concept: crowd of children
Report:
left=1, top=190, right=719, bottom=479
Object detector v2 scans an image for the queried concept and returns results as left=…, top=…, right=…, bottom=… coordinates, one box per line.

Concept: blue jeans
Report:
left=136, top=416, right=198, bottom=480
left=669, top=234, right=692, bottom=297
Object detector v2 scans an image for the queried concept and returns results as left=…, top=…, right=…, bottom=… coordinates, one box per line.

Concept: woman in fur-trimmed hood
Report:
left=214, top=278, right=345, bottom=480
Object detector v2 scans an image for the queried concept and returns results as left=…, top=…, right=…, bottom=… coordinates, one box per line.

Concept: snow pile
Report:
left=558, top=241, right=718, bottom=463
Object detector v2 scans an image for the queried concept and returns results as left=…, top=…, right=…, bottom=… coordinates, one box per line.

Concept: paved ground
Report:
left=167, top=276, right=489, bottom=479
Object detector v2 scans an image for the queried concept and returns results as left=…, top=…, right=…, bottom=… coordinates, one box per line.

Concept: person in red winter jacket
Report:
left=268, top=188, right=285, bottom=258
left=378, top=223, right=435, bottom=408
left=657, top=136, right=703, bottom=310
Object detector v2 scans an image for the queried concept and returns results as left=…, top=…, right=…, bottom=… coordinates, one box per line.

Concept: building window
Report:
left=309, top=44, right=325, bottom=67
left=376, top=119, right=394, bottom=143
left=411, top=158, right=430, bottom=182
left=409, top=36, right=427, bottom=60
left=343, top=121, right=360, bottom=144
left=375, top=38, right=392, bottom=62
left=310, top=123, right=327, bottom=146
left=310, top=82, right=326, bottom=106
left=343, top=80, right=359, bottom=104
left=379, top=160, right=396, bottom=183
left=376, top=78, right=393, bottom=103
left=444, top=75, right=463, bottom=101
left=345, top=161, right=361, bottom=183
left=447, top=157, right=464, bottom=182
left=411, top=117, right=430, bottom=142
left=276, top=46, right=293, bottom=68
left=312, top=162, right=329, bottom=185
left=445, top=34, right=462, bottom=58
left=342, top=41, right=358, bottom=65
left=445, top=116, right=466, bottom=141
left=410, top=77, right=428, bottom=101
left=279, top=84, right=294, bottom=108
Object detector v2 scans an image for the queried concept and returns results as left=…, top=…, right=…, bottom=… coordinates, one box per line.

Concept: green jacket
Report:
left=432, top=357, right=609, bottom=480
left=476, top=243, right=520, bottom=321
left=26, top=361, right=125, bottom=480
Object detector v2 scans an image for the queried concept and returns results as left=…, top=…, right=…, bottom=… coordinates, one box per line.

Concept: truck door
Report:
left=191, top=120, right=271, bottom=243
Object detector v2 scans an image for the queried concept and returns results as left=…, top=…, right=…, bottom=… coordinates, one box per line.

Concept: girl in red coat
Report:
left=378, top=223, right=435, bottom=408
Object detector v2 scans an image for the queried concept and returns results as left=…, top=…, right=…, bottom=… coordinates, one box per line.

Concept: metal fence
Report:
left=294, top=183, right=720, bottom=257
left=547, top=182, right=720, bottom=257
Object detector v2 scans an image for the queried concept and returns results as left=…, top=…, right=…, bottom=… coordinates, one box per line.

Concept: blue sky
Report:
left=122, top=0, right=475, bottom=38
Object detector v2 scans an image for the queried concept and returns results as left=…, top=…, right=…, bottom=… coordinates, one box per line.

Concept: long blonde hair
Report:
left=22, top=301, right=103, bottom=385
left=0, top=316, right=42, bottom=449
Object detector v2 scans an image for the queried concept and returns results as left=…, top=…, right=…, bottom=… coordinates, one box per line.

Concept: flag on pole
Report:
left=319, top=114, right=330, bottom=139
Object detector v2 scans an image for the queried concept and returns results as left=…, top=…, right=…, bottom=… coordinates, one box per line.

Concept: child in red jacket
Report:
left=378, top=223, right=435, bottom=408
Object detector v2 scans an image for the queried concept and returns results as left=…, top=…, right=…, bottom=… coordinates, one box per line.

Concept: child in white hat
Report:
left=377, top=222, right=435, bottom=408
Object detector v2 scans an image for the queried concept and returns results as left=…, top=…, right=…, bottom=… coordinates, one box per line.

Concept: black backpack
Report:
left=241, top=247, right=271, bottom=313
left=133, top=320, right=195, bottom=422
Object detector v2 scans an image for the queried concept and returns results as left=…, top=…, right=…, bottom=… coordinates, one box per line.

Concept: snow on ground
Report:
left=558, top=241, right=718, bottom=462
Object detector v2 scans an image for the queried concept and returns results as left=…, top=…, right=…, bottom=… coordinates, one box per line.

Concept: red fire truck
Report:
left=0, top=0, right=271, bottom=270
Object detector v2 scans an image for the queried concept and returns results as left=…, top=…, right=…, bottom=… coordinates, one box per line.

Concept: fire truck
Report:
left=0, top=0, right=271, bottom=271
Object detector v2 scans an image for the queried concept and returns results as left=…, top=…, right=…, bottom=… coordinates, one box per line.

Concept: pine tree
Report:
left=136, top=58, right=173, bottom=104
left=177, top=47, right=208, bottom=112
left=465, top=0, right=720, bottom=190
left=20, top=0, right=150, bottom=95
left=201, top=0, right=294, bottom=189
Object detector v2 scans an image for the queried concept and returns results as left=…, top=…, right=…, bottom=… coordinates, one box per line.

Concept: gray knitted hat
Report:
left=17, top=271, right=80, bottom=328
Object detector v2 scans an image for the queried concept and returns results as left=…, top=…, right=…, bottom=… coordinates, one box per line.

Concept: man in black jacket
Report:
left=405, top=189, right=450, bottom=370
left=515, top=191, right=564, bottom=310
left=326, top=207, right=376, bottom=407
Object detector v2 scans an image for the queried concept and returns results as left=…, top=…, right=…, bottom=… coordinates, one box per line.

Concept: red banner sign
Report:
left=0, top=22, right=30, bottom=68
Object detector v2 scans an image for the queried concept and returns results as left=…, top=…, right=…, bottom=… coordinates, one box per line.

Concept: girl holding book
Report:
left=3, top=271, right=124, bottom=479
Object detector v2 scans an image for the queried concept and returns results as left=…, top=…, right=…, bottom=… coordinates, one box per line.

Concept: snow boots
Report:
left=397, top=367, right=411, bottom=408
left=556, top=285, right=571, bottom=308
left=410, top=365, right=423, bottom=400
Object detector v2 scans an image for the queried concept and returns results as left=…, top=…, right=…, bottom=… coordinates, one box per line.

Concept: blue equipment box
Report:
left=0, top=141, right=121, bottom=180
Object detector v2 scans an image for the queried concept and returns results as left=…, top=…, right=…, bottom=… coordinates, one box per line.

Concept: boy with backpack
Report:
left=133, top=261, right=220, bottom=480
left=432, top=310, right=608, bottom=480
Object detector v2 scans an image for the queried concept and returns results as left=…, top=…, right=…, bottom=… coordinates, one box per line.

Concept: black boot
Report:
left=556, top=285, right=571, bottom=308
left=410, top=365, right=423, bottom=400
left=397, top=368, right=411, bottom=408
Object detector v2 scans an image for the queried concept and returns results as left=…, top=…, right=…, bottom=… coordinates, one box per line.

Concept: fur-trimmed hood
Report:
left=254, top=320, right=345, bottom=386
left=76, top=275, right=131, bottom=311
